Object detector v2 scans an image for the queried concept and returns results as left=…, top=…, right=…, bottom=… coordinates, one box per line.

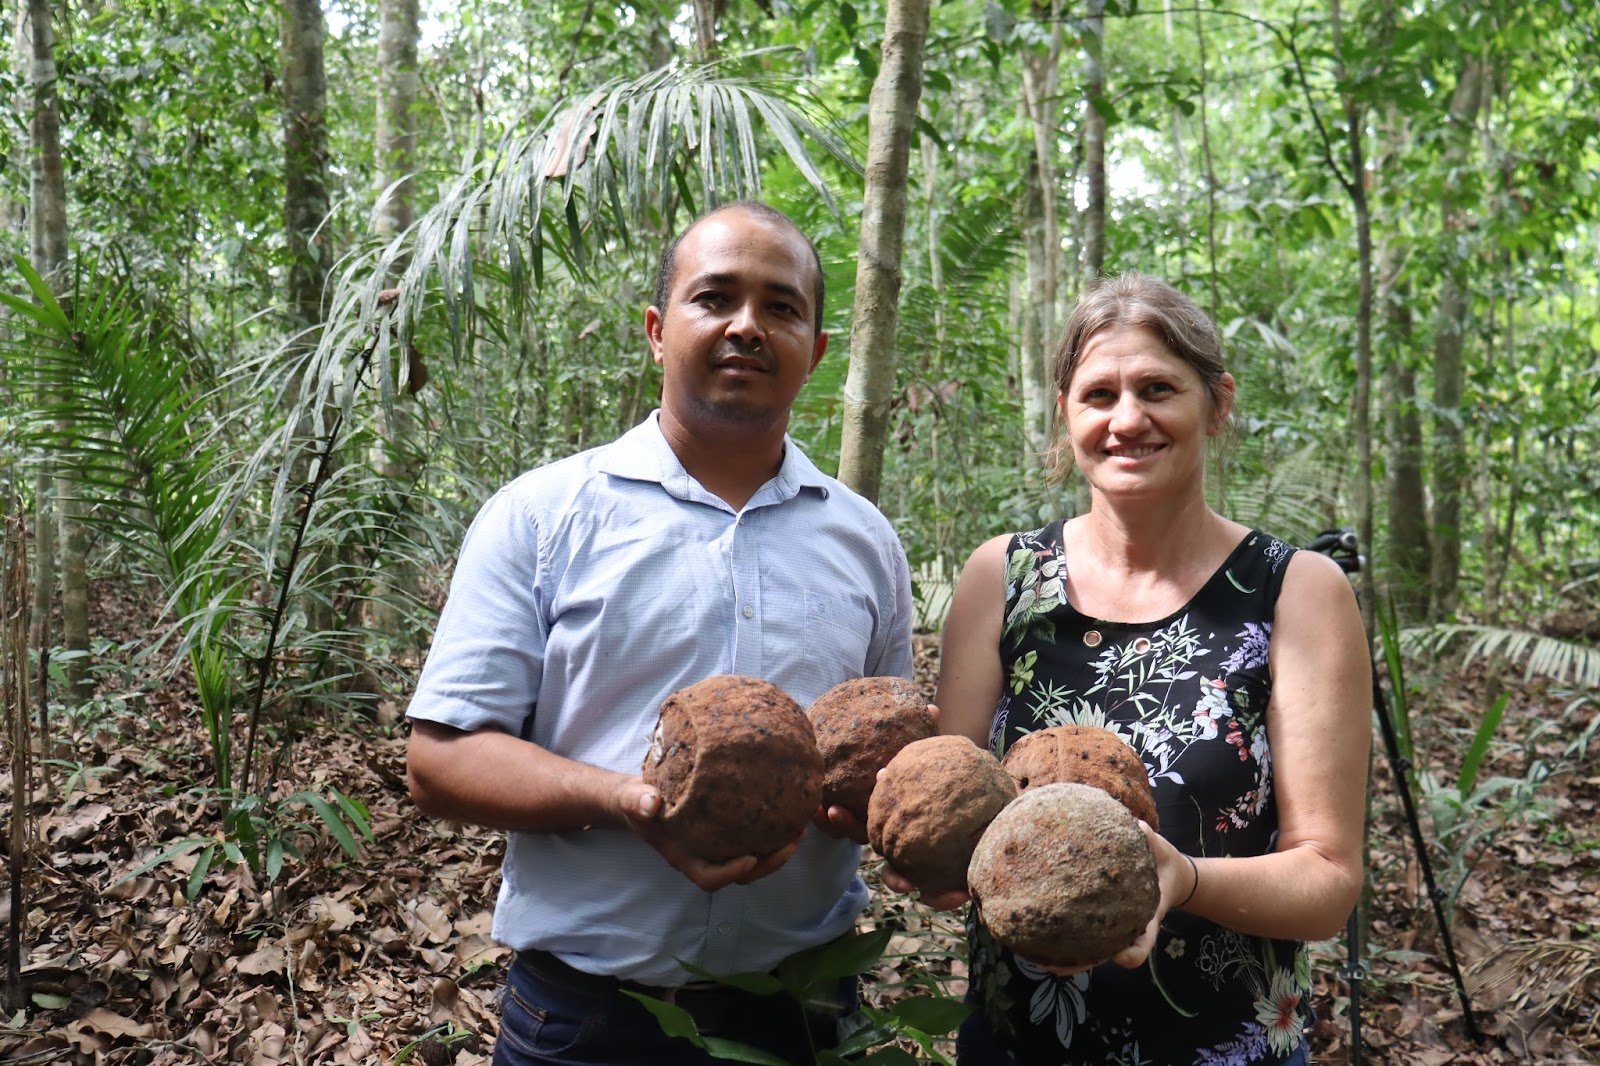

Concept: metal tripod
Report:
left=1303, top=529, right=1483, bottom=1061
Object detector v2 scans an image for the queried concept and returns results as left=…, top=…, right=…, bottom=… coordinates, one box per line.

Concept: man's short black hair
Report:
left=652, top=201, right=826, bottom=333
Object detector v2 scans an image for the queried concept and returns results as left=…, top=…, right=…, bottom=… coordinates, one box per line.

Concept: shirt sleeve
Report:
left=868, top=530, right=916, bottom=681
left=406, top=487, right=546, bottom=735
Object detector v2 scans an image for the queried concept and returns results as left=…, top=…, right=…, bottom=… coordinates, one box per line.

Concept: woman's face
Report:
left=1058, top=325, right=1234, bottom=503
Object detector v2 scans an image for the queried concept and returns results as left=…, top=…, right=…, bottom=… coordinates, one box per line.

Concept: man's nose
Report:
left=725, top=300, right=766, bottom=344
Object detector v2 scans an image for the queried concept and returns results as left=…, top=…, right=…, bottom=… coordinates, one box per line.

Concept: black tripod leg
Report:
left=1343, top=909, right=1364, bottom=1063
left=1371, top=671, right=1483, bottom=1044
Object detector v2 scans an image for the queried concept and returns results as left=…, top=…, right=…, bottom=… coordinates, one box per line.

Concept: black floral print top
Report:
left=970, top=519, right=1311, bottom=1065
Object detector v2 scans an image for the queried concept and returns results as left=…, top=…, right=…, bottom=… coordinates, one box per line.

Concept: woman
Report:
left=925, top=274, right=1370, bottom=1064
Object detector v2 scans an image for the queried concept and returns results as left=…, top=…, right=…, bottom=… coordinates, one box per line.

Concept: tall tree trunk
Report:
left=1427, top=56, right=1486, bottom=621
left=26, top=0, right=87, bottom=696
left=1192, top=2, right=1220, bottom=317
left=692, top=0, right=718, bottom=60
left=1019, top=0, right=1062, bottom=458
left=1020, top=142, right=1051, bottom=461
left=283, top=0, right=331, bottom=342
left=281, top=0, right=339, bottom=654
left=1080, top=0, right=1107, bottom=281
left=1378, top=109, right=1430, bottom=620
left=369, top=0, right=421, bottom=652
left=1331, top=0, right=1376, bottom=633
left=837, top=0, right=930, bottom=503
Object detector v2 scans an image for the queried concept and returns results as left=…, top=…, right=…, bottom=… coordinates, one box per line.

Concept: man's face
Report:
left=646, top=209, right=828, bottom=433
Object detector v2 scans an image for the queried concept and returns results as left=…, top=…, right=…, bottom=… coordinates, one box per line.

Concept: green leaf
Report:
left=110, top=836, right=207, bottom=888
left=679, top=960, right=785, bottom=996
left=1088, top=94, right=1119, bottom=125
left=619, top=991, right=704, bottom=1043
left=265, top=837, right=285, bottom=882
left=1458, top=691, right=1509, bottom=799
left=701, top=1036, right=792, bottom=1064
left=330, top=788, right=375, bottom=841
left=185, top=843, right=217, bottom=900
left=774, top=925, right=894, bottom=997
left=297, top=791, right=361, bottom=858
left=882, top=995, right=973, bottom=1036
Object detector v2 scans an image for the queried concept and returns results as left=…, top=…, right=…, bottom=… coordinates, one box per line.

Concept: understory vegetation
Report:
left=2, top=0, right=1598, bottom=1062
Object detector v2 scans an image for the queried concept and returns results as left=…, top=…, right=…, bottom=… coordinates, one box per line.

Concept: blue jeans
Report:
left=492, top=951, right=855, bottom=1065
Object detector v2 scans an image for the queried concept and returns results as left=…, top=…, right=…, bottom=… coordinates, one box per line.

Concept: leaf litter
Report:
left=2, top=611, right=1596, bottom=1063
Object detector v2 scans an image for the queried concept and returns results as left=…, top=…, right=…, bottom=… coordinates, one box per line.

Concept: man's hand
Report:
left=813, top=803, right=869, bottom=845
left=614, top=777, right=802, bottom=892
left=877, top=862, right=972, bottom=911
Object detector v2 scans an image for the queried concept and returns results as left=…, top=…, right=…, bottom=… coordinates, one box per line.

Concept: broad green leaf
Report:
left=619, top=990, right=704, bottom=1042
left=881, top=994, right=973, bottom=1036
left=297, top=792, right=361, bottom=858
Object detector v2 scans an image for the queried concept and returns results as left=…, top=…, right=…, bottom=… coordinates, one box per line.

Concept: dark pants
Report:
left=955, top=1011, right=1313, bottom=1065
left=492, top=950, right=855, bottom=1066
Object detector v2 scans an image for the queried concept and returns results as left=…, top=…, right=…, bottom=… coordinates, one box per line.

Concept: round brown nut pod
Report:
left=642, top=674, right=823, bottom=863
left=1002, top=724, right=1158, bottom=830
left=807, top=676, right=936, bottom=823
left=968, top=782, right=1159, bottom=970
left=867, top=735, right=1018, bottom=896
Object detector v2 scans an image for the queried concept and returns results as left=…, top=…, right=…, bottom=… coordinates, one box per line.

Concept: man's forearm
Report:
left=406, top=720, right=641, bottom=833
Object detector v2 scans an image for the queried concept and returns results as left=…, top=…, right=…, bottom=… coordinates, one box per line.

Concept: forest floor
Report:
left=2, top=586, right=1598, bottom=1064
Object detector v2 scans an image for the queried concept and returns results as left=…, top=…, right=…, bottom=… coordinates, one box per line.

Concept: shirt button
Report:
left=718, top=923, right=734, bottom=935
left=741, top=606, right=755, bottom=619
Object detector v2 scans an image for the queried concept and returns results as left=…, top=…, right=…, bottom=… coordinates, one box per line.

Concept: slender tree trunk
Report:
left=1378, top=109, right=1430, bottom=620
left=1163, top=4, right=1187, bottom=181
left=1020, top=142, right=1051, bottom=460
left=1331, top=0, right=1376, bottom=633
left=837, top=0, right=930, bottom=503
left=1192, top=2, right=1220, bottom=317
left=1080, top=0, right=1107, bottom=281
left=281, top=0, right=336, bottom=647
left=369, top=0, right=421, bottom=650
left=4, top=503, right=33, bottom=1014
left=1427, top=56, right=1486, bottom=621
left=26, top=0, right=86, bottom=694
left=692, top=0, right=717, bottom=60
left=1478, top=283, right=1500, bottom=623
left=1019, top=0, right=1062, bottom=457
left=283, top=0, right=331, bottom=342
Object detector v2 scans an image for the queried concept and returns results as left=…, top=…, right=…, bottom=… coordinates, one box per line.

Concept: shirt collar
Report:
left=597, top=411, right=831, bottom=504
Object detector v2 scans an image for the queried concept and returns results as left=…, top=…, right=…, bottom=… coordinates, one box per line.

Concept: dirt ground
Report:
left=2, top=600, right=1596, bottom=1064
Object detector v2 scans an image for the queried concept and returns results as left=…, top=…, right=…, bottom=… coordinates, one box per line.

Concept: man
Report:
left=406, top=201, right=914, bottom=1065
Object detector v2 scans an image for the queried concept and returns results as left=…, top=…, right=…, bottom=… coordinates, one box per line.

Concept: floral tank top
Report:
left=969, top=520, right=1311, bottom=1065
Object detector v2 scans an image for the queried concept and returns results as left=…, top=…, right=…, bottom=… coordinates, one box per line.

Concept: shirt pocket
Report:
left=802, top=587, right=877, bottom=679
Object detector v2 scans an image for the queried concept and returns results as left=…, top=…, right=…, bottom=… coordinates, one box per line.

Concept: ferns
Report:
left=1401, top=624, right=1600, bottom=690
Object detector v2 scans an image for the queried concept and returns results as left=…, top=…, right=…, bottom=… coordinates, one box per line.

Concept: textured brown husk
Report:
left=867, top=734, right=1018, bottom=895
left=642, top=674, right=823, bottom=862
left=807, top=676, right=936, bottom=822
left=968, top=782, right=1160, bottom=969
left=1002, top=723, right=1159, bottom=829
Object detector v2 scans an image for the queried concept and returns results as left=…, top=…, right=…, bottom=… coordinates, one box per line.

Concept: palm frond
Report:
left=1214, top=440, right=1344, bottom=547
left=1401, top=623, right=1600, bottom=690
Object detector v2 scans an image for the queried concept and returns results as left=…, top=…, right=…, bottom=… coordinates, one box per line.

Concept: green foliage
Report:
left=110, top=785, right=372, bottom=899
left=626, top=925, right=971, bottom=1064
left=0, top=256, right=246, bottom=793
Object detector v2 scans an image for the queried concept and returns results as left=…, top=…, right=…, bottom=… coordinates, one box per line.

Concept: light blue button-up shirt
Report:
left=407, top=412, right=914, bottom=984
